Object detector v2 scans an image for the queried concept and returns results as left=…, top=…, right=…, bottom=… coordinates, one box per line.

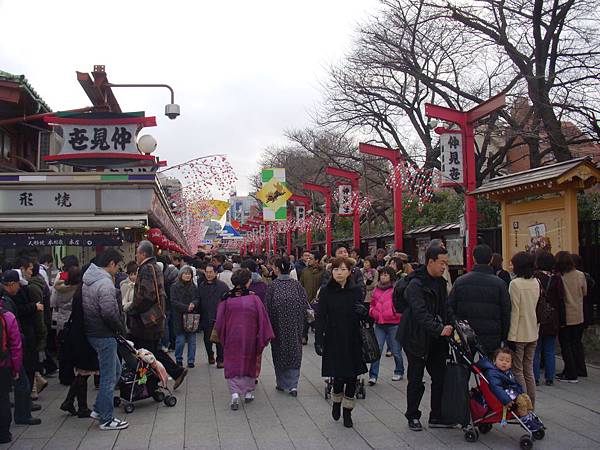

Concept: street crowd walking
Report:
left=0, top=240, right=594, bottom=443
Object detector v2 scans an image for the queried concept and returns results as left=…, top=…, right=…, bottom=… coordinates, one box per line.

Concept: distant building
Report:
left=226, top=194, right=257, bottom=225
left=0, top=70, right=52, bottom=172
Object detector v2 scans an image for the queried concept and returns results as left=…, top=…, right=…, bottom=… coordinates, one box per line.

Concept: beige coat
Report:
left=508, top=277, right=539, bottom=343
left=561, top=269, right=587, bottom=326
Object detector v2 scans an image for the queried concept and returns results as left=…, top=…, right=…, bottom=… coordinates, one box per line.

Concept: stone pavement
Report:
left=3, top=338, right=600, bottom=450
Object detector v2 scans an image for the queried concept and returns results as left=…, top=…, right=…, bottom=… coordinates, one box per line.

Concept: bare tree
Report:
left=440, top=0, right=600, bottom=162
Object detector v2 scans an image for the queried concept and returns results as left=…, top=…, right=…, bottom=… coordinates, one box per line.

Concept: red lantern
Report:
left=148, top=228, right=162, bottom=244
left=169, top=241, right=178, bottom=251
left=158, top=236, right=169, bottom=249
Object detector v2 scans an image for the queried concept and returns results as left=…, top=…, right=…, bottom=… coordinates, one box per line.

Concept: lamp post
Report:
left=424, top=93, right=506, bottom=270
left=325, top=167, right=361, bottom=249
left=303, top=183, right=332, bottom=256
left=359, top=143, right=404, bottom=250
left=290, top=194, right=312, bottom=253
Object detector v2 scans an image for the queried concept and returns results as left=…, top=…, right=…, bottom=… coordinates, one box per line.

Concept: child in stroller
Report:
left=448, top=321, right=546, bottom=449
left=114, top=336, right=177, bottom=414
left=476, top=348, right=543, bottom=433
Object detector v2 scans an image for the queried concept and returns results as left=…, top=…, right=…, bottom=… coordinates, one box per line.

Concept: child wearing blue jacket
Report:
left=476, top=347, right=533, bottom=417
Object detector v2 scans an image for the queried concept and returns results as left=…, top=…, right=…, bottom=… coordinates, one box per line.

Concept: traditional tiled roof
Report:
left=471, top=157, right=595, bottom=196
left=0, top=70, right=51, bottom=112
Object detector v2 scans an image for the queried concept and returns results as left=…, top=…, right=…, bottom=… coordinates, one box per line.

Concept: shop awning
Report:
left=0, top=214, right=148, bottom=230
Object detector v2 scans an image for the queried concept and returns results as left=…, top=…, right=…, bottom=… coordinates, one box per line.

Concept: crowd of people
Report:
left=0, top=239, right=593, bottom=442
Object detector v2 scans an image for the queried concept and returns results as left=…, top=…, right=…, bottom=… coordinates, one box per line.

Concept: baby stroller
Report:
left=113, top=336, right=177, bottom=414
left=448, top=321, right=546, bottom=450
left=324, top=377, right=366, bottom=400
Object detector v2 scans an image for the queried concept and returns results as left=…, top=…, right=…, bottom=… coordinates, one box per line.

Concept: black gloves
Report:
left=314, top=343, right=324, bottom=356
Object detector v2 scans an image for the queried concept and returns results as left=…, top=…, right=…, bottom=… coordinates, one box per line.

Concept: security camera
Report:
left=427, top=118, right=439, bottom=129
left=165, top=103, right=180, bottom=120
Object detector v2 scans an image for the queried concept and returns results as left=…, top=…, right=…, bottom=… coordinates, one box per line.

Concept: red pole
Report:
left=392, top=161, right=403, bottom=250
left=287, top=229, right=292, bottom=255
left=352, top=179, right=360, bottom=249
left=273, top=226, right=278, bottom=254
left=306, top=224, right=312, bottom=252
left=464, top=123, right=477, bottom=271
left=425, top=94, right=505, bottom=271
left=358, top=143, right=403, bottom=250
left=266, top=224, right=271, bottom=254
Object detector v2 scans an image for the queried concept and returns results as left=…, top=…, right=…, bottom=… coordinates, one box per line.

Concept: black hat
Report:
left=61, top=255, right=79, bottom=269
left=1, top=270, right=20, bottom=284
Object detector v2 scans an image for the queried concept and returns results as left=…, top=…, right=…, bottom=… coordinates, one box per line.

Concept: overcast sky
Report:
left=0, top=0, right=380, bottom=196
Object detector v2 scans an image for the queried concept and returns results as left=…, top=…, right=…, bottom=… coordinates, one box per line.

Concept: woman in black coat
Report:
left=59, top=267, right=98, bottom=418
left=315, top=256, right=367, bottom=429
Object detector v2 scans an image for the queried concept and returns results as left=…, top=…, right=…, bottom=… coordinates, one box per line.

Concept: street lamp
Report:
left=106, top=82, right=180, bottom=119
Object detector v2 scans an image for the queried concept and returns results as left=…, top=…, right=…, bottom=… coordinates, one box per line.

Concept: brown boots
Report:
left=331, top=393, right=354, bottom=428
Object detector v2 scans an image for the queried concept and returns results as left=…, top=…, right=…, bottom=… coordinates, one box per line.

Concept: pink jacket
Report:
left=0, top=310, right=23, bottom=377
left=369, top=286, right=401, bottom=325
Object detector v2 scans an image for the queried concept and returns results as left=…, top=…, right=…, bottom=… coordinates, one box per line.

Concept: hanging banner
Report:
left=209, top=199, right=230, bottom=220
left=338, top=184, right=353, bottom=216
left=255, top=168, right=292, bottom=221
left=440, top=132, right=464, bottom=186
left=295, top=206, right=305, bottom=220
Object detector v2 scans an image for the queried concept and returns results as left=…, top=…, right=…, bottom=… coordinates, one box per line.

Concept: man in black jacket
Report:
left=399, top=246, right=452, bottom=431
left=448, top=245, right=511, bottom=356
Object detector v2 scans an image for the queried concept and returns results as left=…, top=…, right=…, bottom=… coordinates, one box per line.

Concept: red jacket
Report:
left=0, top=308, right=23, bottom=377
left=369, top=286, right=401, bottom=325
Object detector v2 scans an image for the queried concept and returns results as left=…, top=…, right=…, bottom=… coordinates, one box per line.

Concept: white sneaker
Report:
left=231, top=394, right=240, bottom=410
left=392, top=374, right=403, bottom=381
left=99, top=417, right=129, bottom=431
left=368, top=377, right=377, bottom=386
left=244, top=392, right=255, bottom=403
left=90, top=410, right=101, bottom=420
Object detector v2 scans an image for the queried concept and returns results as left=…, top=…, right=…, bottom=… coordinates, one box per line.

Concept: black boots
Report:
left=60, top=375, right=90, bottom=418
left=343, top=408, right=353, bottom=428
left=332, top=401, right=341, bottom=421
left=341, top=397, right=355, bottom=428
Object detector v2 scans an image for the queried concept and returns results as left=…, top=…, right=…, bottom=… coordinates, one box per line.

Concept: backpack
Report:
left=536, top=276, right=555, bottom=325
left=0, top=308, right=10, bottom=362
left=392, top=276, right=411, bottom=313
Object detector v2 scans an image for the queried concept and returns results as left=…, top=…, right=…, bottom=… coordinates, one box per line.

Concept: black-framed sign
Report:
left=0, top=234, right=123, bottom=248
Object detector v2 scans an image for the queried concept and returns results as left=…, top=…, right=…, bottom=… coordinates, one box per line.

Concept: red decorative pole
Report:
left=425, top=93, right=506, bottom=270
left=359, top=143, right=404, bottom=250
left=326, top=167, right=361, bottom=249
left=290, top=194, right=312, bottom=252
left=303, top=183, right=332, bottom=256
left=286, top=228, right=292, bottom=255
left=272, top=224, right=277, bottom=254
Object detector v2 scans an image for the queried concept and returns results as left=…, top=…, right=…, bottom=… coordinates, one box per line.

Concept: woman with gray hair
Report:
left=170, top=267, right=199, bottom=368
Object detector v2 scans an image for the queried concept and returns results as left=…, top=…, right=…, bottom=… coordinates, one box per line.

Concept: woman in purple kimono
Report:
left=215, top=269, right=274, bottom=410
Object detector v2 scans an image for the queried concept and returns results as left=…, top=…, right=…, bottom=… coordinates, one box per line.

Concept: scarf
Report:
left=173, top=279, right=195, bottom=300
left=377, top=280, right=393, bottom=290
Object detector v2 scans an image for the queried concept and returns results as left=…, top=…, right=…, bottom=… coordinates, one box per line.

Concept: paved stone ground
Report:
left=3, top=336, right=600, bottom=450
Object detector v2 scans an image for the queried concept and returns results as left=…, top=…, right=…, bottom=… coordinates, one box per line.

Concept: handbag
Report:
left=139, top=265, right=165, bottom=327
left=535, top=277, right=554, bottom=325
left=182, top=313, right=201, bottom=333
left=359, top=320, right=381, bottom=363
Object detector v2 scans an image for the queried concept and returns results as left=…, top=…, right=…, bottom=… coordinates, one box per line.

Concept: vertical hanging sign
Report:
left=440, top=132, right=465, bottom=187
left=338, top=184, right=353, bottom=216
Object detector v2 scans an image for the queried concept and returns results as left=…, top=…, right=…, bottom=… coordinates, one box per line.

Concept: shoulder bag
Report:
left=359, top=319, right=381, bottom=363
left=139, top=265, right=165, bottom=327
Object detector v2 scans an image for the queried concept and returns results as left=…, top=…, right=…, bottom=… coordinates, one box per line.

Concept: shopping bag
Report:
left=359, top=321, right=381, bottom=363
left=441, top=362, right=471, bottom=426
